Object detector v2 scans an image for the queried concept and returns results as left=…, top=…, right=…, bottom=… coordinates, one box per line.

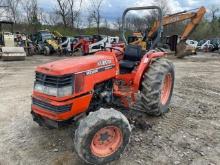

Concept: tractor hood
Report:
left=36, top=55, right=116, bottom=75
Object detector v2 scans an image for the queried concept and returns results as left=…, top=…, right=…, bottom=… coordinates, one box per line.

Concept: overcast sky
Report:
left=38, top=0, right=220, bottom=19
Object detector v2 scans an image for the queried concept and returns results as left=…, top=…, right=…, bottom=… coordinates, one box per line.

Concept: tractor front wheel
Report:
left=140, top=58, right=175, bottom=116
left=74, top=108, right=131, bottom=165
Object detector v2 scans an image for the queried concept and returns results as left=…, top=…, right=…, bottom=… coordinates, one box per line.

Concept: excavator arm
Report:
left=181, top=7, right=206, bottom=40
left=148, top=7, right=206, bottom=40
left=127, top=7, right=206, bottom=58
left=148, top=6, right=206, bottom=58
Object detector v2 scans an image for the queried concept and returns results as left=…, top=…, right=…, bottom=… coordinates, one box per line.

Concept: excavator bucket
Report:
left=0, top=47, right=26, bottom=61
left=176, top=42, right=196, bottom=58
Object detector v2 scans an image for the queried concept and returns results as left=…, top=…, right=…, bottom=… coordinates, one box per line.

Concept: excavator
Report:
left=130, top=6, right=206, bottom=58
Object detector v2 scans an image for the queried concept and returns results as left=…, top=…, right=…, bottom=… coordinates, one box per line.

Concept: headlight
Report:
left=34, top=83, right=73, bottom=97
left=57, top=86, right=73, bottom=97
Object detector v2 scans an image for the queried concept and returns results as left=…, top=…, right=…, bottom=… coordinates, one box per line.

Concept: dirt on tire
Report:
left=74, top=108, right=131, bottom=165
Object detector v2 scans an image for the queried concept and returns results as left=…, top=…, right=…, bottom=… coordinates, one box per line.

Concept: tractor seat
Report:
left=120, top=60, right=138, bottom=70
left=120, top=44, right=143, bottom=74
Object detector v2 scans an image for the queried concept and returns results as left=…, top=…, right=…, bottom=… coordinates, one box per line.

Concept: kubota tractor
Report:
left=31, top=6, right=175, bottom=165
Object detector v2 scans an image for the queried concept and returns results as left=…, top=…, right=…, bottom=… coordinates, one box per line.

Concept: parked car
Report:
left=197, top=40, right=214, bottom=52
left=210, top=38, right=220, bottom=51
left=186, top=39, right=198, bottom=48
left=197, top=39, right=206, bottom=48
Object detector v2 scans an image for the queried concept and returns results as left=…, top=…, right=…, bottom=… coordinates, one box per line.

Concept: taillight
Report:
left=74, top=73, right=85, bottom=93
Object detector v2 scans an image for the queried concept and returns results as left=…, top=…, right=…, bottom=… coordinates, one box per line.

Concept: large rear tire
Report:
left=140, top=58, right=175, bottom=116
left=74, top=108, right=131, bottom=165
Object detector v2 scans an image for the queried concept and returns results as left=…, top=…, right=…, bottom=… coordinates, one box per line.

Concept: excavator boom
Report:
left=126, top=6, right=206, bottom=58
left=148, top=7, right=206, bottom=40
left=148, top=6, right=206, bottom=58
left=181, top=7, right=206, bottom=40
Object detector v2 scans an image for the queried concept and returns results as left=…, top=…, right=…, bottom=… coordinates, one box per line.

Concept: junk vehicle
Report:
left=32, top=30, right=63, bottom=56
left=73, top=35, right=120, bottom=55
left=0, top=21, right=26, bottom=61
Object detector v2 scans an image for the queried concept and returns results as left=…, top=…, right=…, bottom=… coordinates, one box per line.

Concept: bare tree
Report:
left=0, top=0, right=6, bottom=6
left=22, top=0, right=38, bottom=24
left=113, top=17, right=122, bottom=32
left=5, top=0, right=21, bottom=23
left=48, top=11, right=61, bottom=25
left=38, top=8, right=54, bottom=25
left=102, top=18, right=109, bottom=34
left=209, top=5, right=219, bottom=21
left=124, top=15, right=147, bottom=32
left=0, top=0, right=8, bottom=19
left=208, top=5, right=220, bottom=33
left=68, top=0, right=75, bottom=28
left=56, top=0, right=69, bottom=27
left=21, top=0, right=40, bottom=32
left=87, top=15, right=93, bottom=28
left=104, top=18, right=109, bottom=28
left=88, top=0, right=104, bottom=34
left=67, top=0, right=82, bottom=28
left=74, top=11, right=81, bottom=28
left=153, top=0, right=171, bottom=16
left=21, top=0, right=31, bottom=23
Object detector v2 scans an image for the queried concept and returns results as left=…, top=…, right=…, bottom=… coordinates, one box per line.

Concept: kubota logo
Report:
left=97, top=60, right=112, bottom=66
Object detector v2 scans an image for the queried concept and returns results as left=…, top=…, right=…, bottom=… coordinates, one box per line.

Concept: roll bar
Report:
left=122, top=6, right=163, bottom=50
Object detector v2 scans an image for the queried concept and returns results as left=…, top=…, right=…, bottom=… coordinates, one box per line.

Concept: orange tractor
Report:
left=31, top=6, right=175, bottom=164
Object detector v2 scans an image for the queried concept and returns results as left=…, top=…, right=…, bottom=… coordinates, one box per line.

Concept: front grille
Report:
left=32, top=98, right=72, bottom=113
left=35, top=72, right=73, bottom=88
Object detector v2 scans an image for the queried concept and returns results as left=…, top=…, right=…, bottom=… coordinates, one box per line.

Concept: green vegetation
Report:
left=191, top=19, right=220, bottom=40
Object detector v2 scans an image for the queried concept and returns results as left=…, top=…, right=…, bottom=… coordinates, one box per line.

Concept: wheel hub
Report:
left=90, top=126, right=123, bottom=157
left=100, top=132, right=111, bottom=142
left=161, top=73, right=172, bottom=105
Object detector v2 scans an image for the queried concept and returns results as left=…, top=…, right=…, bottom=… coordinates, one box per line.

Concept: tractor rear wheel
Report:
left=140, top=58, right=175, bottom=116
left=74, top=108, right=131, bottom=165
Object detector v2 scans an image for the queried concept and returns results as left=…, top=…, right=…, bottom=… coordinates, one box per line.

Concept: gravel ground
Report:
left=0, top=52, right=220, bottom=165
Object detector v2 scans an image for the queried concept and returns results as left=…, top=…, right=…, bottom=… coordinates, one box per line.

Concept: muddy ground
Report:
left=0, top=52, right=220, bottom=165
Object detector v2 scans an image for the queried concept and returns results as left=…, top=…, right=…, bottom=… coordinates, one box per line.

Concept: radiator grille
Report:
left=35, top=72, right=73, bottom=88
left=32, top=98, right=72, bottom=113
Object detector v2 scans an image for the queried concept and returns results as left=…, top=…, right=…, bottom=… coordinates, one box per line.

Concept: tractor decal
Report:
left=75, top=64, right=116, bottom=76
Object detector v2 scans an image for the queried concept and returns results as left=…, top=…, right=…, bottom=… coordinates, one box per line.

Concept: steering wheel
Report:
left=105, top=47, right=124, bottom=54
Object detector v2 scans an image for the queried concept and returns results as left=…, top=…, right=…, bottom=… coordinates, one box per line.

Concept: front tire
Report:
left=140, top=58, right=175, bottom=116
left=74, top=108, right=131, bottom=165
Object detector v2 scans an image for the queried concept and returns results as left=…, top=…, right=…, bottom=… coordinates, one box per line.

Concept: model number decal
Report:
left=86, top=69, right=99, bottom=75
left=85, top=65, right=115, bottom=75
